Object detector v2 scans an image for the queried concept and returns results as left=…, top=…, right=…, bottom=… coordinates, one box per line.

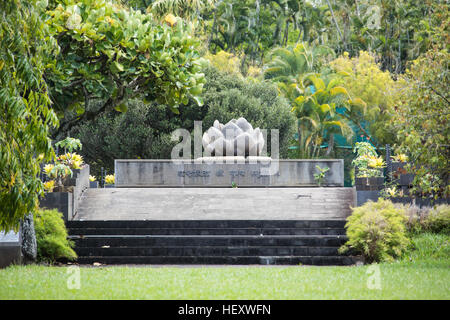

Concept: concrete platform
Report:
left=75, top=187, right=355, bottom=221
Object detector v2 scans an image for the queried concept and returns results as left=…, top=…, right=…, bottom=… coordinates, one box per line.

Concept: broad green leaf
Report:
left=114, top=103, right=128, bottom=112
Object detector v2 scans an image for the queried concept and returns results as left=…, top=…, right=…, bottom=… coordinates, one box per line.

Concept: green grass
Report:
left=1, top=233, right=448, bottom=300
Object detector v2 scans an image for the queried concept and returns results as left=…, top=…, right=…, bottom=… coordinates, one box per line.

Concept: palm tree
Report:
left=263, top=42, right=334, bottom=83
left=290, top=73, right=361, bottom=158
left=151, top=0, right=216, bottom=21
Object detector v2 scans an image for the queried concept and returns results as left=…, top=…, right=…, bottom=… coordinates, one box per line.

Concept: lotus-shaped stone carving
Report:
left=202, top=118, right=265, bottom=157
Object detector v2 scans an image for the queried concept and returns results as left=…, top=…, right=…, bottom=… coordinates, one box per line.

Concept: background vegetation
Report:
left=1, top=0, right=448, bottom=231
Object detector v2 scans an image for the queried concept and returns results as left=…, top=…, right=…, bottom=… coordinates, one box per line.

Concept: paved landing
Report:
left=75, top=188, right=355, bottom=221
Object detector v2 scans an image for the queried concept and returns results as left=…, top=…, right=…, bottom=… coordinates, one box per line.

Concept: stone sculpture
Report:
left=202, top=118, right=265, bottom=157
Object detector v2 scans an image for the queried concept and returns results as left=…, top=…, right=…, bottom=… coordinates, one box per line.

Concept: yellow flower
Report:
left=105, top=174, right=115, bottom=185
left=43, top=180, right=55, bottom=192
left=43, top=164, right=55, bottom=177
left=164, top=14, right=177, bottom=27
left=392, top=154, right=408, bottom=162
left=71, top=153, right=83, bottom=162
left=386, top=187, right=398, bottom=197
left=72, top=160, right=82, bottom=169
left=89, top=175, right=96, bottom=182
left=368, top=156, right=385, bottom=168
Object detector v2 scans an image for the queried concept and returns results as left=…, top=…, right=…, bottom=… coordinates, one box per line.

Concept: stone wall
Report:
left=115, top=159, right=344, bottom=187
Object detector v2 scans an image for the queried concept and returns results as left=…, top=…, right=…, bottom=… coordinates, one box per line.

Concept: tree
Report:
left=325, top=0, right=448, bottom=74
left=45, top=0, right=205, bottom=136
left=0, top=0, right=58, bottom=231
left=264, top=42, right=334, bottom=83
left=393, top=48, right=449, bottom=198
left=330, top=51, right=401, bottom=146
left=290, top=73, right=355, bottom=158
left=151, top=0, right=216, bottom=21
left=390, top=4, right=449, bottom=198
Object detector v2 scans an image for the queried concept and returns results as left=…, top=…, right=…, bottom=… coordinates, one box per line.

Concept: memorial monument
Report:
left=115, top=118, right=344, bottom=187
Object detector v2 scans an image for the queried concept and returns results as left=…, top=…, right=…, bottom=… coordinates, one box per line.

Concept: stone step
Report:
left=70, top=235, right=347, bottom=247
left=74, top=246, right=347, bottom=257
left=75, top=188, right=354, bottom=220
left=68, top=227, right=346, bottom=236
left=66, top=219, right=347, bottom=229
left=75, top=255, right=356, bottom=266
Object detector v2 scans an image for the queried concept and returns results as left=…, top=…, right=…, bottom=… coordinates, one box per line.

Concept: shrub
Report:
left=400, top=204, right=430, bottom=234
left=425, top=205, right=450, bottom=234
left=400, top=204, right=450, bottom=234
left=34, top=209, right=77, bottom=263
left=339, top=199, right=409, bottom=263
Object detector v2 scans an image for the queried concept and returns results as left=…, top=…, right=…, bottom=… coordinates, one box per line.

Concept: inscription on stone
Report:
left=229, top=170, right=245, bottom=177
left=177, top=169, right=282, bottom=179
left=178, top=170, right=210, bottom=177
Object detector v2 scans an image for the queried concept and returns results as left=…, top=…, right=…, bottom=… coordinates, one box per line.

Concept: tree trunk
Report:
left=325, top=0, right=343, bottom=43
left=326, top=134, right=334, bottom=157
left=20, top=213, right=37, bottom=264
left=297, top=121, right=302, bottom=157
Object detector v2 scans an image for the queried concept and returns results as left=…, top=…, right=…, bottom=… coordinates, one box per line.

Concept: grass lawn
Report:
left=0, top=234, right=449, bottom=300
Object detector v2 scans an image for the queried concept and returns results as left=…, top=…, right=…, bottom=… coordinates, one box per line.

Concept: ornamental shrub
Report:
left=399, top=204, right=450, bottom=235
left=423, top=205, right=450, bottom=234
left=34, top=209, right=77, bottom=263
left=339, top=199, right=409, bottom=263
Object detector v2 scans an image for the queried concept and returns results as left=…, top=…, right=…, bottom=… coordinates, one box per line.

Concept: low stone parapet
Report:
left=115, top=159, right=344, bottom=187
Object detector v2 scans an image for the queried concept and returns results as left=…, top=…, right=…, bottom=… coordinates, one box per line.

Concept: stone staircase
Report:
left=67, top=220, right=355, bottom=265
left=75, top=188, right=355, bottom=220
left=68, top=187, right=356, bottom=265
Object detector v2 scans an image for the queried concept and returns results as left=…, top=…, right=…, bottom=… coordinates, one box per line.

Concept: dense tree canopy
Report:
left=45, top=0, right=205, bottom=136
left=0, top=0, right=58, bottom=231
left=1, top=0, right=206, bottom=229
left=393, top=40, right=449, bottom=197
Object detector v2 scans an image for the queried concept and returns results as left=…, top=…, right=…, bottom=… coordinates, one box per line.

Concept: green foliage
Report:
left=426, top=206, right=450, bottom=234
left=264, top=42, right=334, bottom=83
left=352, top=142, right=384, bottom=178
left=402, top=204, right=450, bottom=235
left=330, top=51, right=401, bottom=146
left=34, top=209, right=77, bottom=263
left=340, top=199, right=410, bottom=263
left=313, top=165, right=329, bottom=187
left=204, top=50, right=242, bottom=76
left=0, top=0, right=58, bottom=232
left=45, top=0, right=205, bottom=134
left=151, top=0, right=215, bottom=21
left=71, top=66, right=296, bottom=175
left=55, top=137, right=82, bottom=153
left=287, top=72, right=355, bottom=158
left=393, top=45, right=449, bottom=198
left=50, top=163, right=73, bottom=180
left=353, top=142, right=377, bottom=158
